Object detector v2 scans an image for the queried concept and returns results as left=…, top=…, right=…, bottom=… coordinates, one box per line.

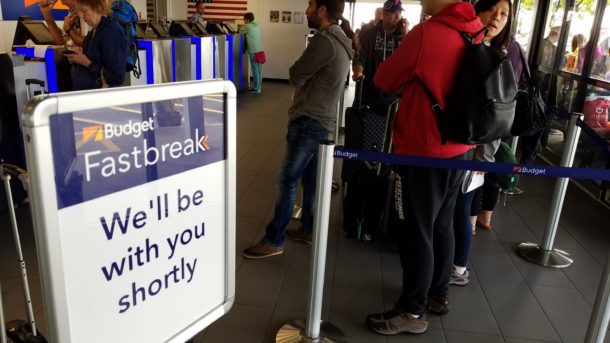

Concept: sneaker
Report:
left=449, top=269, right=470, bottom=286
left=367, top=308, right=428, bottom=335
left=286, top=229, right=312, bottom=245
left=243, top=240, right=283, bottom=259
left=427, top=295, right=450, bottom=315
left=248, top=89, right=261, bottom=94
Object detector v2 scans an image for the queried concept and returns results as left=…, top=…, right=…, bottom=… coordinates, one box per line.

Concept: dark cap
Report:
left=383, top=0, right=403, bottom=13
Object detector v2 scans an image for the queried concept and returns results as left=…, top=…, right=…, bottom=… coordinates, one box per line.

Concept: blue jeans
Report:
left=264, top=117, right=330, bottom=247
left=249, top=53, right=263, bottom=92
left=453, top=190, right=475, bottom=267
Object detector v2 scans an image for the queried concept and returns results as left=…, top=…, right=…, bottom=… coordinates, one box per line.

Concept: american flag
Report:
left=187, top=0, right=248, bottom=23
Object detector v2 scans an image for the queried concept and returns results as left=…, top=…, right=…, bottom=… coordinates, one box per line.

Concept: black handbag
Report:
left=510, top=44, right=547, bottom=137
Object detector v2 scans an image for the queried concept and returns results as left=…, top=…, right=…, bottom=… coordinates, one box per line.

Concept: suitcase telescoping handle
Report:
left=25, top=79, right=46, bottom=101
left=355, top=78, right=364, bottom=108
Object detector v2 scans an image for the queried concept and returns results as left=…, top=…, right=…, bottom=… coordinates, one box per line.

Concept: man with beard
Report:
left=243, top=0, right=356, bottom=258
left=352, top=0, right=406, bottom=110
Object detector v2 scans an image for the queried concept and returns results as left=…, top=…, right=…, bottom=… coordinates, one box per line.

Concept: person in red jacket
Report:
left=366, top=0, right=484, bottom=336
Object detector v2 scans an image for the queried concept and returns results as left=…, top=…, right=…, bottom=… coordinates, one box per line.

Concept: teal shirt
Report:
left=239, top=21, right=264, bottom=53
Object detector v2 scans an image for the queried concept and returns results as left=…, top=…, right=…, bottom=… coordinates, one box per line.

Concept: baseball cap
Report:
left=383, top=0, right=403, bottom=13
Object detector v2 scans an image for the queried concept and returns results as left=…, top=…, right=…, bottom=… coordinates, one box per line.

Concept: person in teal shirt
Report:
left=240, top=12, right=265, bottom=93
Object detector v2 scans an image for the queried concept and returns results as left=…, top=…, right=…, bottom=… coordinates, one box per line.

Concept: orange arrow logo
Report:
left=82, top=125, right=104, bottom=142
left=24, top=0, right=69, bottom=10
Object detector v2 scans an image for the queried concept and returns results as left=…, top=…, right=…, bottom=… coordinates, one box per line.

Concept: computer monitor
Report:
left=169, top=21, right=195, bottom=37
left=13, top=20, right=57, bottom=46
left=149, top=22, right=169, bottom=38
left=223, top=23, right=238, bottom=33
left=136, top=21, right=149, bottom=39
left=206, top=23, right=227, bottom=35
left=189, top=22, right=208, bottom=36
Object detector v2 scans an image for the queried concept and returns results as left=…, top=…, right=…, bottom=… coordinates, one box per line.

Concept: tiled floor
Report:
left=1, top=81, right=609, bottom=342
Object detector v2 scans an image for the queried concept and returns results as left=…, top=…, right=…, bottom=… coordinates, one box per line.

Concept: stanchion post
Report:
left=517, top=113, right=583, bottom=268
left=585, top=251, right=610, bottom=343
left=510, top=136, right=519, bottom=155
left=0, top=281, right=6, bottom=343
left=276, top=141, right=346, bottom=343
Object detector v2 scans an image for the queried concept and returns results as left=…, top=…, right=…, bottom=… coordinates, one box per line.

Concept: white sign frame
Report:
left=22, top=80, right=236, bottom=343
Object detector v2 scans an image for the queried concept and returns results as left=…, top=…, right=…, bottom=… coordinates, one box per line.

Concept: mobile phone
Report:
left=63, top=50, right=77, bottom=56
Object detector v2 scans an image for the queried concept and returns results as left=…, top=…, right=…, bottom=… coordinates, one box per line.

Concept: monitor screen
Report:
left=190, top=22, right=208, bottom=36
left=149, top=22, right=169, bottom=38
left=13, top=21, right=56, bottom=46
left=206, top=23, right=227, bottom=35
left=223, top=23, right=237, bottom=33
left=169, top=21, right=195, bottom=37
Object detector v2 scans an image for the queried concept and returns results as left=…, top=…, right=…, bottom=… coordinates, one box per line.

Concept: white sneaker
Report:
left=449, top=269, right=469, bottom=286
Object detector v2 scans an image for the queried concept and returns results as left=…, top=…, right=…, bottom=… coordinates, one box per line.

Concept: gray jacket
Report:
left=288, top=24, right=355, bottom=131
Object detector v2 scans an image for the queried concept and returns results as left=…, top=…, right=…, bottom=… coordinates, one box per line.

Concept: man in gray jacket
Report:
left=244, top=0, right=356, bottom=258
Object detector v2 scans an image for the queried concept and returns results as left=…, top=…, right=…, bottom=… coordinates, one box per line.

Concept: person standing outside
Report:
left=240, top=12, right=265, bottom=94
left=367, top=0, right=484, bottom=335
left=39, top=0, right=84, bottom=46
left=190, top=1, right=207, bottom=27
left=243, top=0, right=356, bottom=258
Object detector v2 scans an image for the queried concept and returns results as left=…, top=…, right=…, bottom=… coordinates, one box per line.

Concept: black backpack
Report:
left=419, top=29, right=518, bottom=145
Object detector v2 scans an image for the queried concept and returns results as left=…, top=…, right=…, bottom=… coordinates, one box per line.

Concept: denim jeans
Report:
left=264, top=116, right=330, bottom=247
left=249, top=53, right=263, bottom=92
left=453, top=190, right=475, bottom=267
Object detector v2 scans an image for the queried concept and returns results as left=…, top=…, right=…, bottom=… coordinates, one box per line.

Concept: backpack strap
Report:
left=416, top=77, right=446, bottom=143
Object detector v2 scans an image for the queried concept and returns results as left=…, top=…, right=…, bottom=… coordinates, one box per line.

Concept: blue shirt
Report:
left=72, top=16, right=128, bottom=90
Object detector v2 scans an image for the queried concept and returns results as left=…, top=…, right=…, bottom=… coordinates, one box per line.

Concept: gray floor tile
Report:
left=329, top=265, right=384, bottom=320
left=387, top=328, right=446, bottom=342
left=504, top=243, right=575, bottom=288
left=201, top=304, right=273, bottom=343
left=248, top=171, right=279, bottom=192
left=327, top=315, right=387, bottom=343
left=469, top=239, right=524, bottom=283
left=491, top=205, right=540, bottom=244
left=530, top=284, right=592, bottom=343
left=444, top=329, right=505, bottom=343
left=237, top=190, right=276, bottom=218
left=479, top=279, right=561, bottom=342
left=442, top=278, right=501, bottom=335
left=562, top=248, right=604, bottom=306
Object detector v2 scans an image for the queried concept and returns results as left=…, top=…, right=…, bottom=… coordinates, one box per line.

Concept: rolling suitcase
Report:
left=0, top=164, right=47, bottom=343
left=342, top=98, right=399, bottom=243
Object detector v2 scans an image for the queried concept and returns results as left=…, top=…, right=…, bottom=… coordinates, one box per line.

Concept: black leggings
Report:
left=471, top=174, right=500, bottom=215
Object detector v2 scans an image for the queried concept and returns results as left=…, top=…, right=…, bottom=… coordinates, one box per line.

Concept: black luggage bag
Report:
left=341, top=85, right=399, bottom=242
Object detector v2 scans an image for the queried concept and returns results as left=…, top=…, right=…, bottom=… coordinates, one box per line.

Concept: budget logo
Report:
left=513, top=166, right=522, bottom=173
left=82, top=125, right=105, bottom=142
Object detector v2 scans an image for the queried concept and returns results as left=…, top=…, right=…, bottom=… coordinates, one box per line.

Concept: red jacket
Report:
left=374, top=2, right=484, bottom=158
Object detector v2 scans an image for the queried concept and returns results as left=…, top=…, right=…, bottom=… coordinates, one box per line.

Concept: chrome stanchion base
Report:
left=276, top=319, right=347, bottom=343
left=292, top=204, right=302, bottom=219
left=517, top=242, right=574, bottom=268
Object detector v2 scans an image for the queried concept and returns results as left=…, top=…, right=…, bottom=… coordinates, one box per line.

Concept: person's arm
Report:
left=239, top=23, right=248, bottom=34
left=373, top=23, right=423, bottom=93
left=39, top=0, right=66, bottom=45
left=63, top=13, right=84, bottom=46
left=289, top=34, right=334, bottom=87
left=352, top=27, right=370, bottom=81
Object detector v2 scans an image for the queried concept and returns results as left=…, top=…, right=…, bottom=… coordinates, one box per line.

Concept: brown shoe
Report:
left=286, top=229, right=312, bottom=245
left=367, top=308, right=428, bottom=335
left=427, top=295, right=450, bottom=315
left=243, top=240, right=283, bottom=259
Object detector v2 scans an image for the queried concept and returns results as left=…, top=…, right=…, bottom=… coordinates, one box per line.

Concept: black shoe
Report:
left=427, top=295, right=450, bottom=315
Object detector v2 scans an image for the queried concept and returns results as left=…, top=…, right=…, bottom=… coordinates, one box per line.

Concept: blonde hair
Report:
left=76, top=0, right=109, bottom=15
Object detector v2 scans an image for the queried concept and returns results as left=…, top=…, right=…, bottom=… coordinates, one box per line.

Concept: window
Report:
left=560, top=0, right=600, bottom=75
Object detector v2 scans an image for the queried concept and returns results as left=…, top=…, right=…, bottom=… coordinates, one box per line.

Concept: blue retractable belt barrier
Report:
left=333, top=146, right=610, bottom=181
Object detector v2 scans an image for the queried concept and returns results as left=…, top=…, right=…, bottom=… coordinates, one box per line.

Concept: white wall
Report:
left=248, top=0, right=310, bottom=80
left=131, top=0, right=148, bottom=19
left=168, top=0, right=188, bottom=20
left=1, top=21, right=18, bottom=53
